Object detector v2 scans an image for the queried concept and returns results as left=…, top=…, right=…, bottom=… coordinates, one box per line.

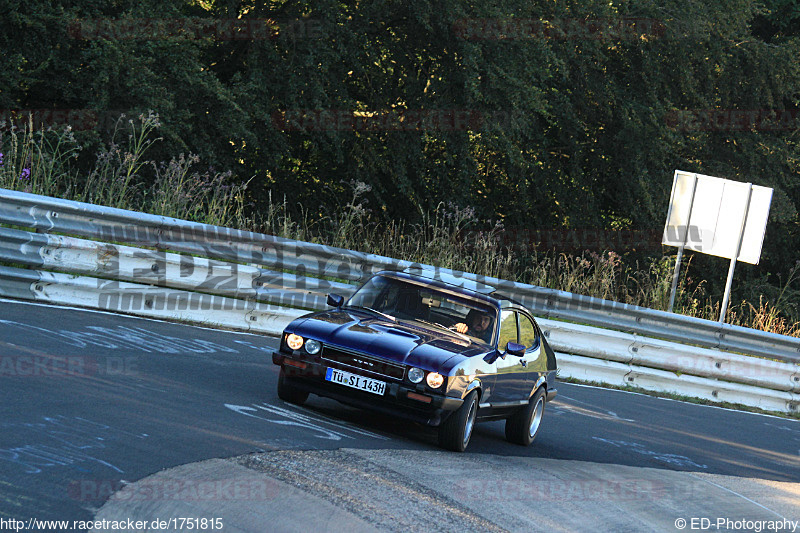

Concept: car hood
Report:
left=288, top=309, right=487, bottom=372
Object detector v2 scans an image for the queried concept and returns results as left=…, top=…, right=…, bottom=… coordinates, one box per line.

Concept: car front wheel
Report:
left=505, top=387, right=546, bottom=446
left=438, top=390, right=478, bottom=452
left=277, top=368, right=309, bottom=405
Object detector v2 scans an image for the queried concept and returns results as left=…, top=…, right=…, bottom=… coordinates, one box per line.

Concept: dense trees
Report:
left=2, top=0, right=799, bottom=305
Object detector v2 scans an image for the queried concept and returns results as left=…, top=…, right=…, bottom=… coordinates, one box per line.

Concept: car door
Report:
left=517, top=312, right=546, bottom=398
left=490, top=310, right=530, bottom=407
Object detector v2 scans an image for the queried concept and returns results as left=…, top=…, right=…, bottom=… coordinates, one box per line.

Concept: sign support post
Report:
left=719, top=183, right=753, bottom=323
left=668, top=175, right=698, bottom=313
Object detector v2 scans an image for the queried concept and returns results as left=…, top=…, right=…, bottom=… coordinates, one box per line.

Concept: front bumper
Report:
left=273, top=351, right=463, bottom=426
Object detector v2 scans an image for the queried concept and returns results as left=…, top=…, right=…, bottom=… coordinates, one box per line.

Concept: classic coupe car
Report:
left=272, top=270, right=558, bottom=451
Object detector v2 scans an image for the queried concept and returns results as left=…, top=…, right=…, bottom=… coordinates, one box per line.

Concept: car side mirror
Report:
left=506, top=342, right=525, bottom=357
left=327, top=293, right=345, bottom=308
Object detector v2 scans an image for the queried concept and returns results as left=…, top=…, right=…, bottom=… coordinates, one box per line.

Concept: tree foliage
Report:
left=2, top=0, right=799, bottom=304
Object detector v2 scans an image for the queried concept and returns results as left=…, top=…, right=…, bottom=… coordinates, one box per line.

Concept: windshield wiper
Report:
left=343, top=305, right=396, bottom=321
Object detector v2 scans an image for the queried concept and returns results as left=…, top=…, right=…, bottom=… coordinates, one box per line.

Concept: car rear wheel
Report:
left=438, top=390, right=478, bottom=452
left=505, top=387, right=546, bottom=446
left=277, top=368, right=309, bottom=405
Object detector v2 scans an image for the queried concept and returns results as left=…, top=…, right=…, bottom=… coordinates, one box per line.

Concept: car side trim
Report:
left=482, top=400, right=528, bottom=408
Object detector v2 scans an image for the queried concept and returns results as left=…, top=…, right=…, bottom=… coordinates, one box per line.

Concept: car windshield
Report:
left=346, top=275, right=498, bottom=346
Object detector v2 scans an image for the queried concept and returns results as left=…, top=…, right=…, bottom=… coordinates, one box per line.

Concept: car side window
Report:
left=518, top=314, right=539, bottom=350
left=497, top=310, right=518, bottom=349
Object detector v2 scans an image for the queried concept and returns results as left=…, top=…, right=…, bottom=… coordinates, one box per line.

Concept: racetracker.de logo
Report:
left=452, top=17, right=666, bottom=41
left=453, top=479, right=672, bottom=501
left=666, top=109, right=800, bottom=131
left=66, top=18, right=323, bottom=41
left=68, top=478, right=279, bottom=502
left=0, top=109, right=100, bottom=132
left=272, top=109, right=521, bottom=132
left=0, top=356, right=137, bottom=377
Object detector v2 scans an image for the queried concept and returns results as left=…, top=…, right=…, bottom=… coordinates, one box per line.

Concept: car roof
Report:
left=493, top=293, right=537, bottom=316
left=378, top=269, right=499, bottom=304
left=376, top=270, right=535, bottom=315
left=494, top=293, right=525, bottom=307
left=400, top=267, right=496, bottom=292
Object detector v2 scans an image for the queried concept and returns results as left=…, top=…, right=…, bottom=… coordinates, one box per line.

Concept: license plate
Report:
left=325, top=368, right=386, bottom=396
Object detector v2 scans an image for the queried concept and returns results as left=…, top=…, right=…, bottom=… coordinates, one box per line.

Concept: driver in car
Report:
left=453, top=309, right=494, bottom=343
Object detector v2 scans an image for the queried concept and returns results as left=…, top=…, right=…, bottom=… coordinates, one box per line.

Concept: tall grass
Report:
left=259, top=185, right=800, bottom=336
left=78, top=112, right=161, bottom=209
left=259, top=183, right=517, bottom=281
left=0, top=115, right=81, bottom=198
left=0, top=112, right=247, bottom=228
left=1, top=114, right=797, bottom=336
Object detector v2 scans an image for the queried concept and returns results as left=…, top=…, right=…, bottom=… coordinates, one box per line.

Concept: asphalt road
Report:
left=0, top=299, right=798, bottom=528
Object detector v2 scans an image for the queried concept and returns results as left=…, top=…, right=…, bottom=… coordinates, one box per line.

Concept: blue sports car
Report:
left=272, top=269, right=558, bottom=451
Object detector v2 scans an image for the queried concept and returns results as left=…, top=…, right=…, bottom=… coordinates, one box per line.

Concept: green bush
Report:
left=1, top=112, right=797, bottom=336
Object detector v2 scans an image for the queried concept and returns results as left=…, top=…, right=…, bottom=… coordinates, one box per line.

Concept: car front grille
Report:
left=321, top=346, right=406, bottom=381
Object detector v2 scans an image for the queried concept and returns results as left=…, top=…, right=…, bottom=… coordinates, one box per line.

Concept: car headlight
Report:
left=426, top=372, right=445, bottom=389
left=286, top=333, right=304, bottom=351
left=408, top=367, right=425, bottom=384
left=304, top=339, right=321, bottom=355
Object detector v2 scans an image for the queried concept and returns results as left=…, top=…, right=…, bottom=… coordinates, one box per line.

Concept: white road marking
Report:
left=552, top=395, right=635, bottom=422
left=0, top=297, right=279, bottom=338
left=688, top=473, right=788, bottom=520
left=232, top=339, right=275, bottom=353
left=0, top=416, right=148, bottom=475
left=262, top=404, right=390, bottom=440
left=763, top=422, right=800, bottom=441
left=224, top=402, right=389, bottom=442
left=563, top=381, right=799, bottom=421
left=0, top=318, right=241, bottom=355
left=591, top=437, right=708, bottom=469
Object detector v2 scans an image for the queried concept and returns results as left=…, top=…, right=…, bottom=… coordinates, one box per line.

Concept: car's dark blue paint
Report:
left=272, top=270, right=558, bottom=451
left=286, top=309, right=484, bottom=373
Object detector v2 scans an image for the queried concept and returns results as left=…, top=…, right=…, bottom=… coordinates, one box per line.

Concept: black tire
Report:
left=505, top=387, right=546, bottom=446
left=277, top=368, right=309, bottom=405
left=438, top=390, right=479, bottom=452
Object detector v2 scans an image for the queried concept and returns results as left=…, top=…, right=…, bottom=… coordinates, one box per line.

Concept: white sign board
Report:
left=662, top=171, right=772, bottom=265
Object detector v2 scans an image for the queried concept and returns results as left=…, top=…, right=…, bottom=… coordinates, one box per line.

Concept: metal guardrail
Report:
left=540, top=319, right=800, bottom=393
left=556, top=354, right=796, bottom=413
left=1, top=188, right=797, bottom=363
left=0, top=264, right=306, bottom=332
left=0, top=226, right=346, bottom=310
left=0, top=188, right=798, bottom=412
